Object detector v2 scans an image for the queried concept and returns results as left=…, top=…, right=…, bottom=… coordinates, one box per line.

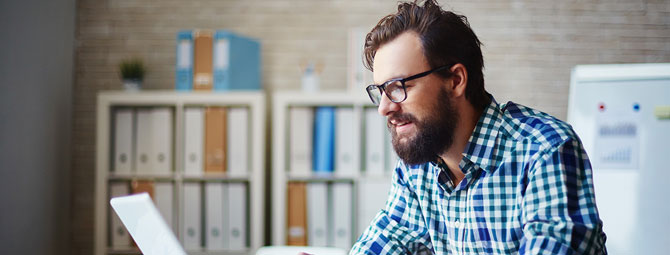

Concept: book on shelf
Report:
left=205, top=182, right=226, bottom=250
left=307, top=182, right=328, bottom=246
left=227, top=183, right=248, bottom=249
left=194, top=30, right=214, bottom=91
left=134, top=108, right=173, bottom=174
left=176, top=30, right=194, bottom=91
left=313, top=107, right=335, bottom=175
left=227, top=107, right=249, bottom=177
left=286, top=182, right=308, bottom=246
left=113, top=109, right=134, bottom=174
left=184, top=107, right=205, bottom=175
left=154, top=182, right=174, bottom=230
left=183, top=182, right=202, bottom=250
left=205, top=107, right=227, bottom=173
left=331, top=182, right=353, bottom=249
left=289, top=107, right=313, bottom=177
left=109, top=182, right=131, bottom=248
left=213, top=30, right=261, bottom=91
left=335, top=107, right=356, bottom=176
left=176, top=30, right=261, bottom=91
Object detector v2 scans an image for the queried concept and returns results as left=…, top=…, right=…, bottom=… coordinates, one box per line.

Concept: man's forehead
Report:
left=372, top=32, right=429, bottom=84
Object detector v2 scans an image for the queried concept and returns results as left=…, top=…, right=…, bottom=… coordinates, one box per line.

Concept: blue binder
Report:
left=175, top=30, right=194, bottom=91
left=213, top=30, right=261, bottom=91
left=313, top=107, right=335, bottom=173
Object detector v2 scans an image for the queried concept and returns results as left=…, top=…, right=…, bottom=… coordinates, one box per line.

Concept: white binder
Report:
left=331, top=182, right=353, bottom=250
left=227, top=183, right=247, bottom=250
left=357, top=179, right=392, bottom=235
left=183, top=183, right=202, bottom=250
left=135, top=109, right=153, bottom=173
left=154, top=182, right=174, bottom=230
left=307, top=182, right=328, bottom=246
left=289, top=107, right=313, bottom=176
left=113, top=109, right=134, bottom=174
left=227, top=107, right=249, bottom=177
left=184, top=108, right=204, bottom=175
left=152, top=108, right=173, bottom=174
left=365, top=108, right=386, bottom=176
left=205, top=182, right=225, bottom=250
left=335, top=107, right=356, bottom=177
left=109, top=182, right=131, bottom=248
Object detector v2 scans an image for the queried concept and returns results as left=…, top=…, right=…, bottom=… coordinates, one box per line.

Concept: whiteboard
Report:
left=567, top=63, right=670, bottom=255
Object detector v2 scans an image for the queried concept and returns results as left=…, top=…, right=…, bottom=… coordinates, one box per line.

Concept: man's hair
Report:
left=364, top=0, right=489, bottom=111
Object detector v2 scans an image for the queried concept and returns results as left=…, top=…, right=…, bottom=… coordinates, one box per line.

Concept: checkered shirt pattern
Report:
left=350, top=98, right=607, bottom=254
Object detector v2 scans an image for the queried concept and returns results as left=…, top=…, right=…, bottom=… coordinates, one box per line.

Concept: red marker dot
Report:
left=598, top=103, right=605, bottom=112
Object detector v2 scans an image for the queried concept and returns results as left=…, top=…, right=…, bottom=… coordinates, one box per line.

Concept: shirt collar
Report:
left=461, top=96, right=503, bottom=173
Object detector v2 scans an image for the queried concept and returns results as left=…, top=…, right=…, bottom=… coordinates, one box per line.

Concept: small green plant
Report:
left=119, top=58, right=146, bottom=81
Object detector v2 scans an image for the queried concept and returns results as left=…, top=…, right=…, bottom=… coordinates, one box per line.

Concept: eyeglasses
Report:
left=366, top=65, right=451, bottom=106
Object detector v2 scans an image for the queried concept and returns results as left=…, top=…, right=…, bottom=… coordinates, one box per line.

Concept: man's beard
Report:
left=389, top=89, right=458, bottom=165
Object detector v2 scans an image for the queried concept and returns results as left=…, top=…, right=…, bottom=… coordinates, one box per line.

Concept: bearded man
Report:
left=351, top=1, right=607, bottom=254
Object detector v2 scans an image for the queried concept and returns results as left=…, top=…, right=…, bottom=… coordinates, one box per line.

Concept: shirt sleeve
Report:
left=520, top=138, right=607, bottom=255
left=349, top=164, right=433, bottom=255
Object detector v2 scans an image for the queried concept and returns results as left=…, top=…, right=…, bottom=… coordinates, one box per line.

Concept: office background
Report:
left=1, top=0, right=669, bottom=254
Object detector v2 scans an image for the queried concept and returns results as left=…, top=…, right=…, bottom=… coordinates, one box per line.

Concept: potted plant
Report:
left=119, top=58, right=146, bottom=91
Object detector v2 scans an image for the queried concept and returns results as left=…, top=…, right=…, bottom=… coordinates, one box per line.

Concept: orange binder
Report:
left=287, top=182, right=308, bottom=246
left=131, top=180, right=154, bottom=198
left=193, top=30, right=213, bottom=90
left=205, top=107, right=227, bottom=173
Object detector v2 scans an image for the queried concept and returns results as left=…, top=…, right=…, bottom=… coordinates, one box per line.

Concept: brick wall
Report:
left=71, top=0, right=669, bottom=253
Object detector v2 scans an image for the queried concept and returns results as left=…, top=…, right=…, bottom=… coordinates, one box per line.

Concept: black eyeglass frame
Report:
left=365, top=64, right=452, bottom=105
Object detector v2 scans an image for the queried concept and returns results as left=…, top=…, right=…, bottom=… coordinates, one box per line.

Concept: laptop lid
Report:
left=110, top=193, right=186, bottom=255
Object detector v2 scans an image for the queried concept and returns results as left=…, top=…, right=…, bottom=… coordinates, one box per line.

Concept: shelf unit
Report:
left=95, top=91, right=265, bottom=255
left=271, top=91, right=396, bottom=247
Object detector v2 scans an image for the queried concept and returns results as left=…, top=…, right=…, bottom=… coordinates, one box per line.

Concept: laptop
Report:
left=110, top=193, right=187, bottom=255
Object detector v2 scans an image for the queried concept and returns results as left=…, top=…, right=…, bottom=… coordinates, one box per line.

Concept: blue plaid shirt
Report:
left=351, top=98, right=607, bottom=254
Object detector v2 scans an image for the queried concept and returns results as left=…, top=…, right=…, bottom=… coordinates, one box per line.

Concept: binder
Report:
left=109, top=182, right=131, bottom=248
left=335, top=107, right=356, bottom=176
left=151, top=108, right=172, bottom=174
left=176, top=30, right=193, bottom=91
left=313, top=107, right=335, bottom=174
left=227, top=183, right=247, bottom=250
left=135, top=109, right=153, bottom=173
left=184, top=107, right=204, bottom=175
left=205, top=182, right=225, bottom=250
left=365, top=108, right=386, bottom=176
left=307, top=182, right=328, bottom=246
left=183, top=183, right=202, bottom=250
left=205, top=107, right=227, bottom=173
left=193, top=30, right=213, bottom=90
left=227, top=107, right=249, bottom=177
left=331, top=182, right=353, bottom=250
left=289, top=107, right=313, bottom=176
left=213, top=30, right=261, bottom=91
left=131, top=180, right=154, bottom=198
left=286, top=182, right=308, bottom=246
left=357, top=179, right=391, bottom=235
left=154, top=182, right=174, bottom=230
left=113, top=109, right=134, bottom=174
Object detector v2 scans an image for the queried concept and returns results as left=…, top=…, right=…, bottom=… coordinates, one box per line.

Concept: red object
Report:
left=598, top=103, right=605, bottom=112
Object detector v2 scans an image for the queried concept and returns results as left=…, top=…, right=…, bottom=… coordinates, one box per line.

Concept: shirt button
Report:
left=454, top=219, right=461, bottom=228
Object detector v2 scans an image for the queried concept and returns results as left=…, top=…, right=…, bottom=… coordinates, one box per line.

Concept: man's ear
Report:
left=447, top=63, right=468, bottom=98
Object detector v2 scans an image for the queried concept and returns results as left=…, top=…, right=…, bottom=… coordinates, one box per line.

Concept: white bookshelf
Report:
left=95, top=91, right=266, bottom=255
left=271, top=91, right=396, bottom=247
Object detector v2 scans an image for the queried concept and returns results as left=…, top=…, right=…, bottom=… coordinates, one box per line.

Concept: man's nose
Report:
left=377, top=92, right=399, bottom=117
